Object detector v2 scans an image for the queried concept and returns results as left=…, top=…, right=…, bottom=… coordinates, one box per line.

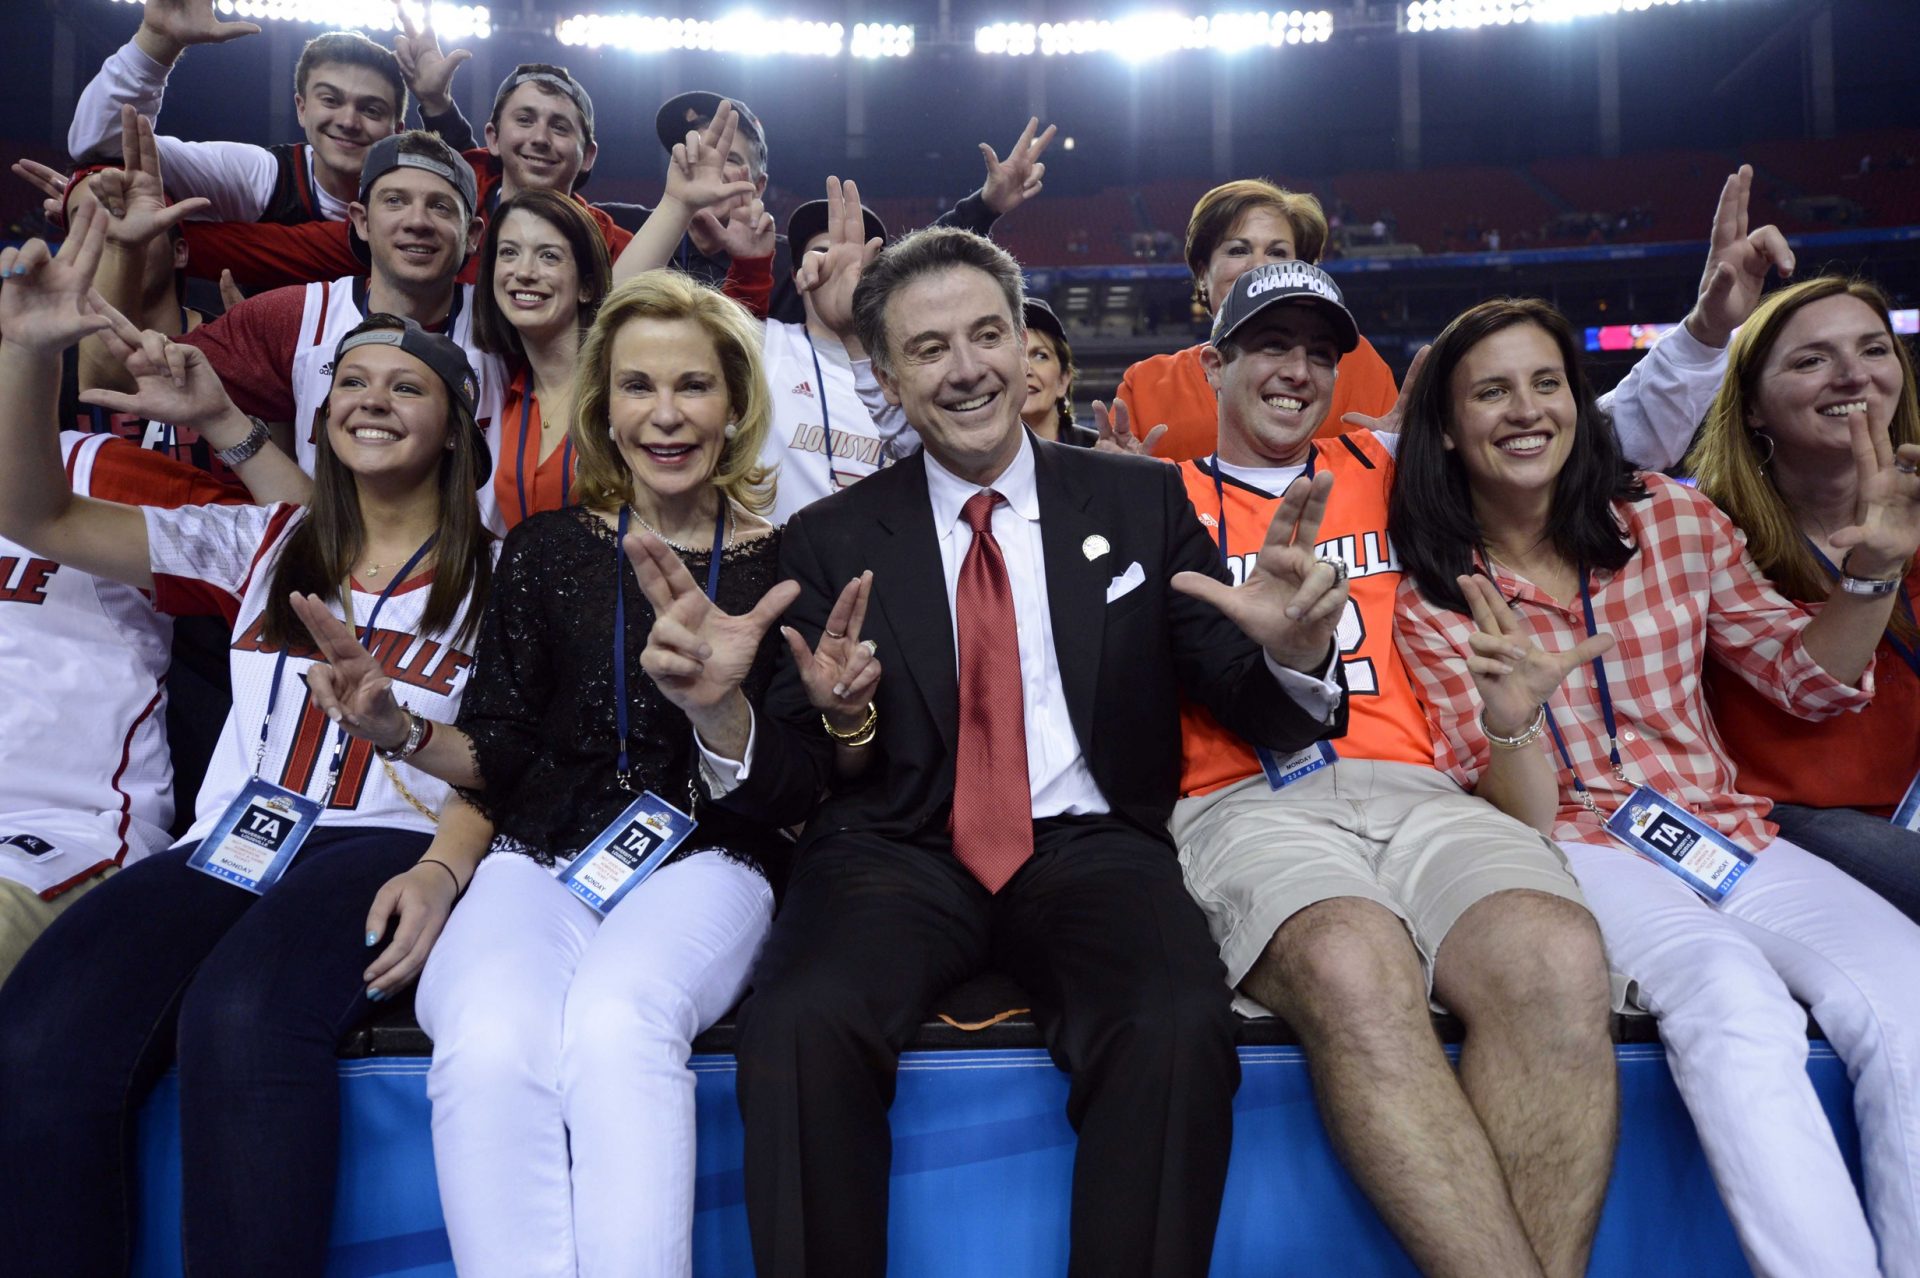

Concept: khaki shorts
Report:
left=1173, top=759, right=1586, bottom=1012
left=0, top=867, right=116, bottom=988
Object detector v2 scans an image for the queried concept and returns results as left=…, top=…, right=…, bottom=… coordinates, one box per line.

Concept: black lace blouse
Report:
left=456, top=506, right=787, bottom=881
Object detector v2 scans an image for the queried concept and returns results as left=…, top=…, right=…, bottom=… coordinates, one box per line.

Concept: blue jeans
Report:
left=1770, top=802, right=1920, bottom=924
left=0, top=825, right=429, bottom=1277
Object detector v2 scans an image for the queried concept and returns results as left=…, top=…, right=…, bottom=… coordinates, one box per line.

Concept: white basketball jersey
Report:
left=0, top=434, right=231, bottom=896
left=142, top=502, right=487, bottom=846
left=287, top=277, right=510, bottom=534
left=759, top=321, right=900, bottom=525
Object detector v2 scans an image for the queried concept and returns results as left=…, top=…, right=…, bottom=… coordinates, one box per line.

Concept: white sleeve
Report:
left=1598, top=324, right=1729, bottom=473
left=69, top=38, right=275, bottom=222
left=143, top=501, right=278, bottom=597
left=695, top=708, right=758, bottom=797
left=71, top=39, right=170, bottom=162
left=853, top=356, right=922, bottom=460
left=1264, top=647, right=1343, bottom=727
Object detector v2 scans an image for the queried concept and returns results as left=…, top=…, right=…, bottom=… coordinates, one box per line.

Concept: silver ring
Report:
left=824, top=628, right=846, bottom=640
left=1897, top=458, right=1919, bottom=476
left=860, top=638, right=879, bottom=657
left=1317, top=557, right=1350, bottom=584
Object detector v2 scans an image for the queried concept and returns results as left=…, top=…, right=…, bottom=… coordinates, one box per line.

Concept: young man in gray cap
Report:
left=88, top=115, right=511, bottom=529
left=603, top=95, right=1058, bottom=325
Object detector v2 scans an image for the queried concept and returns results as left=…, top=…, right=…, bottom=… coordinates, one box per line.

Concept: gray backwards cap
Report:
left=336, top=317, right=479, bottom=417
left=355, top=133, right=478, bottom=223
left=333, top=316, right=491, bottom=483
left=1210, top=260, right=1360, bottom=354
left=493, top=66, right=596, bottom=145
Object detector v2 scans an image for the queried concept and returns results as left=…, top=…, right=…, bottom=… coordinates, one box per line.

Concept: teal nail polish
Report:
left=366, top=988, right=383, bottom=1002
left=365, top=931, right=378, bottom=946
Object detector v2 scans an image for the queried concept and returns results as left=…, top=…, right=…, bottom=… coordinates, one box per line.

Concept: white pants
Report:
left=1565, top=837, right=1920, bottom=1278
left=415, top=849, right=773, bottom=1278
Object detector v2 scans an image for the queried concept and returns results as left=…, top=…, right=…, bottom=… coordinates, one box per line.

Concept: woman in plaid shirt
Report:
left=1389, top=295, right=1920, bottom=1278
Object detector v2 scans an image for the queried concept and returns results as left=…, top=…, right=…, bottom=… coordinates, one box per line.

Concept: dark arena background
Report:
left=3, top=1, right=1917, bottom=1274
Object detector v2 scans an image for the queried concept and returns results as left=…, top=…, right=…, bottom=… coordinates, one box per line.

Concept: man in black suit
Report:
left=628, top=226, right=1351, bottom=1277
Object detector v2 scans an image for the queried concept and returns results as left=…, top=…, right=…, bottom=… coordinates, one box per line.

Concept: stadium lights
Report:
left=1405, top=0, right=1703, bottom=33
left=105, top=0, right=493, bottom=41
left=554, top=12, right=854, bottom=56
left=850, top=22, right=916, bottom=58
left=973, top=11, right=1335, bottom=59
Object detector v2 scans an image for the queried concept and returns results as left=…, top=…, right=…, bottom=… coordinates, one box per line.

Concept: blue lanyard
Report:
left=804, top=332, right=839, bottom=492
left=1207, top=446, right=1317, bottom=570
left=1805, top=540, right=1920, bottom=682
left=612, top=503, right=727, bottom=787
left=1537, top=567, right=1625, bottom=813
left=513, top=388, right=574, bottom=525
left=257, top=533, right=439, bottom=800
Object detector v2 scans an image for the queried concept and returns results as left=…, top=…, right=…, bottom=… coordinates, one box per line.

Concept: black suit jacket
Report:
left=719, top=437, right=1347, bottom=848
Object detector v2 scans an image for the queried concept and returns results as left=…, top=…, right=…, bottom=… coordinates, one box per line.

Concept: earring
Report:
left=724, top=422, right=739, bottom=440
left=1749, top=431, right=1775, bottom=470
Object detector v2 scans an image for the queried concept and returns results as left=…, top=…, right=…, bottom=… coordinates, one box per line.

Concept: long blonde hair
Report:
left=1687, top=275, right=1919, bottom=643
left=568, top=270, right=775, bottom=515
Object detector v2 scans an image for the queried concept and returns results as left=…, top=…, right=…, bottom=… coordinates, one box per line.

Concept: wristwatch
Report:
left=376, top=710, right=429, bottom=762
left=1838, top=550, right=1904, bottom=597
left=214, top=415, right=271, bottom=468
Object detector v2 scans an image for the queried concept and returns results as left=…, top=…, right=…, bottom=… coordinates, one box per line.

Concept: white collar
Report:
left=925, top=430, right=1040, bottom=543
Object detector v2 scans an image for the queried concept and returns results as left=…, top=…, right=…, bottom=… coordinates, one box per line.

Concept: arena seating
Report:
left=123, top=974, right=1855, bottom=1277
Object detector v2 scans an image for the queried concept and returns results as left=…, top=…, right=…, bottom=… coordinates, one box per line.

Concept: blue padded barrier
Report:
left=132, top=1043, right=1860, bottom=1277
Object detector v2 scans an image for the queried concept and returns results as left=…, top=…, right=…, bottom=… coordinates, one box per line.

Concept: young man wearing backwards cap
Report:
left=171, top=62, right=631, bottom=291
left=89, top=117, right=511, bottom=530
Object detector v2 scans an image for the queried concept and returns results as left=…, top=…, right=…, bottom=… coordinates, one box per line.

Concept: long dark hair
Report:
left=1388, top=297, right=1644, bottom=614
left=260, top=317, right=494, bottom=650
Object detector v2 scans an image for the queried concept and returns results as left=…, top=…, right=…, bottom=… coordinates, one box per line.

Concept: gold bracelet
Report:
left=822, top=701, right=878, bottom=747
left=1481, top=705, right=1547, bottom=750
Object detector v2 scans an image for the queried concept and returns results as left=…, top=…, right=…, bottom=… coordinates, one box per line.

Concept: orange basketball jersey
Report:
left=1177, top=430, right=1435, bottom=797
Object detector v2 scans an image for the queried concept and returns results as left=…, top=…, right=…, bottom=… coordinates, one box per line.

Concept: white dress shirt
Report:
left=921, top=433, right=1108, bottom=817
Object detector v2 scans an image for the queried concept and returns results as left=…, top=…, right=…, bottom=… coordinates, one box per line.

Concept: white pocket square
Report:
left=1105, top=561, right=1146, bottom=604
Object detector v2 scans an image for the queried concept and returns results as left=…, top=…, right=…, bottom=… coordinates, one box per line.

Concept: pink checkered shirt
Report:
left=1394, top=474, right=1875, bottom=850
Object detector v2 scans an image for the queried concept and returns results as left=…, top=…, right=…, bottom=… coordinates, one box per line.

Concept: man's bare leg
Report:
left=1244, top=897, right=1545, bottom=1278
left=1436, top=890, right=1618, bottom=1278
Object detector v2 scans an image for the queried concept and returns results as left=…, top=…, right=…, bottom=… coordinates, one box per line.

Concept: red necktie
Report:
left=951, top=490, right=1033, bottom=893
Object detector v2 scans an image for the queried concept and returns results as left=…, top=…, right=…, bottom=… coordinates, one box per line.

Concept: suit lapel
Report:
left=1033, top=442, right=1106, bottom=751
left=868, top=453, right=961, bottom=754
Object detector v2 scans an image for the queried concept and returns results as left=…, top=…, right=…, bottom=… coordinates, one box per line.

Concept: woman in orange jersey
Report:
left=1689, top=275, right=1920, bottom=921
left=472, top=189, right=613, bottom=531
left=1111, top=178, right=1399, bottom=461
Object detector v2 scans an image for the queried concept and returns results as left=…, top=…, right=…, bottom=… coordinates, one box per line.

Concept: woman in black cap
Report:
left=1022, top=297, right=1094, bottom=446
left=0, top=205, right=496, bottom=1278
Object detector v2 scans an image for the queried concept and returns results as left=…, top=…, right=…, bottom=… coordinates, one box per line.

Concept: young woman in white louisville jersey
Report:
left=294, top=269, right=877, bottom=1277
left=0, top=204, right=495, bottom=1278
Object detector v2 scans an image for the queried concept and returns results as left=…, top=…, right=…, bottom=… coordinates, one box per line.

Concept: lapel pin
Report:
left=1082, top=535, right=1110, bottom=561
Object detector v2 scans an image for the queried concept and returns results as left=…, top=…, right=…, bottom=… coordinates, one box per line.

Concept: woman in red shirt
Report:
left=1389, top=295, right=1920, bottom=1277
left=1689, top=276, right=1920, bottom=921
left=473, top=189, right=612, bottom=530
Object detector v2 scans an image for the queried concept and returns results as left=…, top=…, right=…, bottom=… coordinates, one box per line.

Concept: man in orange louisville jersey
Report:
left=1167, top=260, right=1619, bottom=1278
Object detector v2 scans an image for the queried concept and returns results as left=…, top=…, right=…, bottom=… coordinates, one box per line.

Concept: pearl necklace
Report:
left=629, top=502, right=732, bottom=554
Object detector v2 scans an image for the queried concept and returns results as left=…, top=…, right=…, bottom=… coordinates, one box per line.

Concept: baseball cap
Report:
left=492, top=65, right=596, bottom=146
left=655, top=91, right=766, bottom=156
left=785, top=200, right=887, bottom=258
left=1209, top=260, right=1360, bottom=354
left=350, top=132, right=479, bottom=269
left=332, top=315, right=492, bottom=482
left=1022, top=298, right=1068, bottom=348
